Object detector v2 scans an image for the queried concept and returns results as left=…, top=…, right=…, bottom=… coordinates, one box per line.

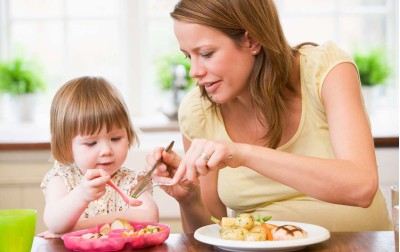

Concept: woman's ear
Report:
left=244, top=31, right=261, bottom=55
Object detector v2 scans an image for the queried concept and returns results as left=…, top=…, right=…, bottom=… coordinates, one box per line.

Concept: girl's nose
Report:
left=99, top=142, right=113, bottom=156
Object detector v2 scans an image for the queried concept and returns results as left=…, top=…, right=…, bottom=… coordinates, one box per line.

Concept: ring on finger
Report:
left=200, top=152, right=210, bottom=161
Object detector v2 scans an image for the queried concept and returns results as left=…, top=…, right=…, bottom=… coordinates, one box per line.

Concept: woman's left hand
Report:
left=171, top=139, right=244, bottom=184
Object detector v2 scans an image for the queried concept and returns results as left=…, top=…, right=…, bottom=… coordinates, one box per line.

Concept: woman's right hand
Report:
left=145, top=147, right=195, bottom=201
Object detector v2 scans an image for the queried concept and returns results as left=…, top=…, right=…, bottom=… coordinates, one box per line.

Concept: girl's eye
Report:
left=111, top=137, right=122, bottom=142
left=184, top=54, right=191, bottom=60
left=86, top=141, right=97, bottom=146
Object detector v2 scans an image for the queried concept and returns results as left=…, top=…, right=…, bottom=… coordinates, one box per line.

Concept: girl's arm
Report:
left=73, top=190, right=159, bottom=231
left=44, top=175, right=158, bottom=233
left=43, top=169, right=109, bottom=234
left=43, top=177, right=90, bottom=234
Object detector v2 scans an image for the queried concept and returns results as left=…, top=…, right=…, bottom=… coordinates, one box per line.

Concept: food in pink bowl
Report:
left=61, top=219, right=170, bottom=251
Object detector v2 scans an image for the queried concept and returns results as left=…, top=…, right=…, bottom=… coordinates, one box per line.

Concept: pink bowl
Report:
left=61, top=222, right=170, bottom=251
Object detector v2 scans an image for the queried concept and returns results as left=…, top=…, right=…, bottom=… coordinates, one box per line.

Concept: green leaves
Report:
left=0, top=57, right=45, bottom=94
left=256, top=215, right=272, bottom=223
left=155, top=52, right=194, bottom=91
left=354, top=48, right=391, bottom=86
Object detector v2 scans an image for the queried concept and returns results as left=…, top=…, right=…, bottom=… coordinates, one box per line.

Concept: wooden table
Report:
left=32, top=231, right=396, bottom=251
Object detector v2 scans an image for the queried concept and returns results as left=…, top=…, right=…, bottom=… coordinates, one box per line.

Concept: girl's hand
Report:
left=172, top=139, right=243, bottom=184
left=79, top=169, right=110, bottom=203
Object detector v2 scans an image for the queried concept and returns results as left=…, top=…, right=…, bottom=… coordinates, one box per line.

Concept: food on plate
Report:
left=79, top=219, right=134, bottom=239
left=233, top=213, right=255, bottom=229
left=99, top=223, right=111, bottom=234
left=110, top=218, right=134, bottom=230
left=80, top=232, right=109, bottom=239
left=271, top=224, right=308, bottom=240
left=62, top=221, right=171, bottom=251
left=122, top=225, right=166, bottom=237
left=211, top=214, right=308, bottom=241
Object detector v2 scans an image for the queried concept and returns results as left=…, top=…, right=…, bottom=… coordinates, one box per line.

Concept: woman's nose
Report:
left=189, top=59, right=206, bottom=78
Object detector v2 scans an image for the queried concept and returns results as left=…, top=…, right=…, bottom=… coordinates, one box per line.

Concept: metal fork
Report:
left=134, top=178, right=188, bottom=198
left=131, top=141, right=175, bottom=198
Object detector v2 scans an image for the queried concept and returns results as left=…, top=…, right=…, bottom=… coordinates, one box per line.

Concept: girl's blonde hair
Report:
left=50, top=76, right=138, bottom=164
left=171, top=0, right=298, bottom=148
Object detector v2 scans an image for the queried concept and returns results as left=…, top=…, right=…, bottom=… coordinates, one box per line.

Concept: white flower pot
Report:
left=361, top=85, right=384, bottom=115
left=0, top=93, right=12, bottom=122
left=10, top=93, right=39, bottom=122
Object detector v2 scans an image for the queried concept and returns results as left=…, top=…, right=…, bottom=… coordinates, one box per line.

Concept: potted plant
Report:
left=155, top=52, right=194, bottom=90
left=353, top=47, right=391, bottom=114
left=354, top=47, right=391, bottom=87
left=155, top=52, right=194, bottom=120
left=0, top=57, right=46, bottom=122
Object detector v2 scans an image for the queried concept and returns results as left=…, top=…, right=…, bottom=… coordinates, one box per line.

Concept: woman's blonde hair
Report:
left=171, top=0, right=298, bottom=148
left=50, top=76, right=138, bottom=164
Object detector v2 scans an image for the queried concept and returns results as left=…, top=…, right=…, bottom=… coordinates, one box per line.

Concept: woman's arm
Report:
left=179, top=136, right=227, bottom=233
left=149, top=135, right=227, bottom=233
left=172, top=62, right=377, bottom=208
left=240, top=62, right=377, bottom=207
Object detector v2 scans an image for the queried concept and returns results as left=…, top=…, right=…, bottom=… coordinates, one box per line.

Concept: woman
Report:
left=148, top=0, right=392, bottom=233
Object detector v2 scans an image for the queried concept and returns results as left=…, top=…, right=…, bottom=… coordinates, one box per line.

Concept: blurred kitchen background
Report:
left=0, top=0, right=398, bottom=234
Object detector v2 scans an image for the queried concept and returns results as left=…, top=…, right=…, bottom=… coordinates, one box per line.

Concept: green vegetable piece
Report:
left=211, top=216, right=221, bottom=225
left=256, top=215, right=272, bottom=223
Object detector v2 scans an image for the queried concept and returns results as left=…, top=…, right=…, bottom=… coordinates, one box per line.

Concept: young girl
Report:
left=39, top=76, right=158, bottom=237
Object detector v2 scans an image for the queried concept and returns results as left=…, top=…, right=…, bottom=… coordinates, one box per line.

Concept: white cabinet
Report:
left=376, top=148, right=399, bottom=217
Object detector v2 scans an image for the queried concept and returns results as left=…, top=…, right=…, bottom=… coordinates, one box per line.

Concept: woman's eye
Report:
left=111, top=137, right=121, bottom=142
left=201, top=52, right=213, bottom=58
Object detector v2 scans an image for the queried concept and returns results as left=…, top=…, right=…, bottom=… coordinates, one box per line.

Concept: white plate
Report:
left=194, top=221, right=330, bottom=252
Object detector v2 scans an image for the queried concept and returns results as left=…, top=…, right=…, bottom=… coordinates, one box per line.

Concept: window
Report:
left=0, top=0, right=130, bottom=121
left=0, top=0, right=398, bottom=134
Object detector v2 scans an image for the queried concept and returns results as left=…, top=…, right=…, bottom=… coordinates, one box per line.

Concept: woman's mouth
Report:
left=204, top=81, right=221, bottom=93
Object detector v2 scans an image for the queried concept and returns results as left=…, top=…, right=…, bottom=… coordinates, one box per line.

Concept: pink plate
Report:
left=61, top=222, right=170, bottom=251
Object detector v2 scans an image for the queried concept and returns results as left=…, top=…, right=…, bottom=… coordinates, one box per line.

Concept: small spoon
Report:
left=107, top=180, right=141, bottom=206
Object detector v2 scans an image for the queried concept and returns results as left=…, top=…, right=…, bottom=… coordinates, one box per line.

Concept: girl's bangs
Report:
left=73, top=101, right=127, bottom=137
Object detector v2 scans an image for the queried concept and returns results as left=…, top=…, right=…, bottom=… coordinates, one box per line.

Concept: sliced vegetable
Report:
left=211, top=216, right=221, bottom=226
left=261, top=223, right=273, bottom=240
